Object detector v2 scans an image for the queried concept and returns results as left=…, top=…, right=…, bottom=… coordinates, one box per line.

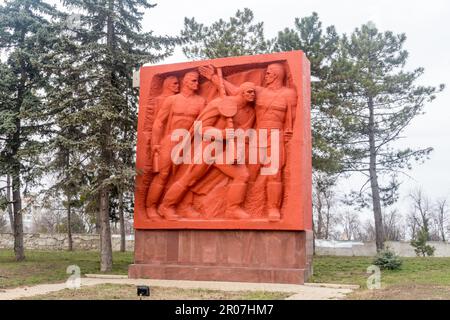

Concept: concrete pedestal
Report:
left=129, top=229, right=313, bottom=284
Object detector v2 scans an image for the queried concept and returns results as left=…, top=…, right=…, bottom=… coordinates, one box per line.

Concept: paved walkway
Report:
left=0, top=276, right=356, bottom=300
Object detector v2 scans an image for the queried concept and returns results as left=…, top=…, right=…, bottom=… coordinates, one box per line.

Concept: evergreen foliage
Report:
left=373, top=247, right=403, bottom=270
left=0, top=0, right=61, bottom=260
left=411, top=228, right=436, bottom=257
left=181, top=8, right=272, bottom=59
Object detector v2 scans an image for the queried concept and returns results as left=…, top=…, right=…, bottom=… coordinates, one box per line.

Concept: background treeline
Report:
left=0, top=2, right=444, bottom=271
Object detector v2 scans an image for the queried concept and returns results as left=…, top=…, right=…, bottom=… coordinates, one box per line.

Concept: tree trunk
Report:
left=6, top=175, right=14, bottom=233
left=67, top=195, right=73, bottom=251
left=11, top=23, right=27, bottom=262
left=440, top=215, right=446, bottom=242
left=325, top=207, right=331, bottom=240
left=95, top=194, right=101, bottom=234
left=438, top=203, right=446, bottom=242
left=315, top=190, right=323, bottom=239
left=118, top=186, right=126, bottom=252
left=11, top=114, right=25, bottom=261
left=12, top=172, right=25, bottom=261
left=312, top=219, right=316, bottom=255
left=99, top=185, right=113, bottom=272
left=368, top=96, right=384, bottom=251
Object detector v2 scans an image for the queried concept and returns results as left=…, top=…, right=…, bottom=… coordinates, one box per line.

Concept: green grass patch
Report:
left=2, top=249, right=450, bottom=300
left=0, top=249, right=132, bottom=289
left=310, top=255, right=450, bottom=294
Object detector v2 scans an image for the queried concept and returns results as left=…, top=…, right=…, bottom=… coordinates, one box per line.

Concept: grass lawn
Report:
left=309, top=256, right=450, bottom=299
left=19, top=283, right=291, bottom=300
left=0, top=249, right=132, bottom=289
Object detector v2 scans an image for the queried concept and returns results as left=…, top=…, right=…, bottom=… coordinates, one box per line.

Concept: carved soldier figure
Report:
left=135, top=76, right=179, bottom=216
left=158, top=82, right=257, bottom=220
left=153, top=76, right=180, bottom=117
left=145, top=71, right=206, bottom=221
left=199, top=63, right=297, bottom=221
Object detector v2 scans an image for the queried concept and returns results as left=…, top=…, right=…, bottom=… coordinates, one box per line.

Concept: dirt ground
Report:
left=348, top=284, right=450, bottom=300
left=18, top=284, right=292, bottom=300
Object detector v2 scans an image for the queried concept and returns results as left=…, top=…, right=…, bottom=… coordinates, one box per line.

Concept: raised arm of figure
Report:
left=198, top=65, right=240, bottom=96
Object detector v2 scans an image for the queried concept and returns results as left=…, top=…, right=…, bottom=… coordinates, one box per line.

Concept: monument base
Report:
left=129, top=229, right=313, bottom=284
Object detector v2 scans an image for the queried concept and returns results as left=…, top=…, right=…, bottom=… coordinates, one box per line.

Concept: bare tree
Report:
left=339, top=211, right=362, bottom=241
left=0, top=175, right=15, bottom=233
left=357, top=210, right=405, bottom=242
left=406, top=212, right=419, bottom=240
left=354, top=219, right=370, bottom=242
left=383, top=210, right=406, bottom=241
left=407, top=188, right=440, bottom=240
left=433, top=199, right=448, bottom=242
left=0, top=213, right=8, bottom=232
left=313, top=172, right=338, bottom=240
left=32, top=206, right=64, bottom=234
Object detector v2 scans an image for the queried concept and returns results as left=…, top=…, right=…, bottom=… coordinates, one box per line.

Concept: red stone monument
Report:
left=129, top=51, right=313, bottom=284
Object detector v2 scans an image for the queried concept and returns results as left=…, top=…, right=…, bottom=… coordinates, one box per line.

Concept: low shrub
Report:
left=373, top=247, right=403, bottom=270
left=411, top=229, right=436, bottom=257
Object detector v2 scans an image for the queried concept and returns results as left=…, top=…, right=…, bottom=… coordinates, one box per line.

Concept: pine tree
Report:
left=0, top=0, right=60, bottom=261
left=338, top=23, right=444, bottom=251
left=274, top=13, right=351, bottom=174
left=56, top=0, right=179, bottom=271
left=181, top=8, right=272, bottom=59
left=44, top=19, right=93, bottom=252
left=411, top=227, right=435, bottom=257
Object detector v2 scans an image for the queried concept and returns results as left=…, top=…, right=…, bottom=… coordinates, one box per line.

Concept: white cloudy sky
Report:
left=142, top=0, right=450, bottom=212
left=1, top=0, right=448, bottom=215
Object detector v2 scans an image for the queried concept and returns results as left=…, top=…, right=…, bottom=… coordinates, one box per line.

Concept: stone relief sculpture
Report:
left=199, top=63, right=297, bottom=221
left=130, top=51, right=312, bottom=285
left=145, top=71, right=205, bottom=221
left=158, top=82, right=257, bottom=220
left=133, top=51, right=311, bottom=230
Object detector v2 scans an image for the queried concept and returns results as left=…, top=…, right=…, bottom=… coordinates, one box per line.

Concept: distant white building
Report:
left=21, top=195, right=43, bottom=233
left=0, top=194, right=46, bottom=233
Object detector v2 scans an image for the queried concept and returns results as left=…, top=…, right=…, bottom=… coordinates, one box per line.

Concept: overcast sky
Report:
left=142, top=0, right=450, bottom=213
